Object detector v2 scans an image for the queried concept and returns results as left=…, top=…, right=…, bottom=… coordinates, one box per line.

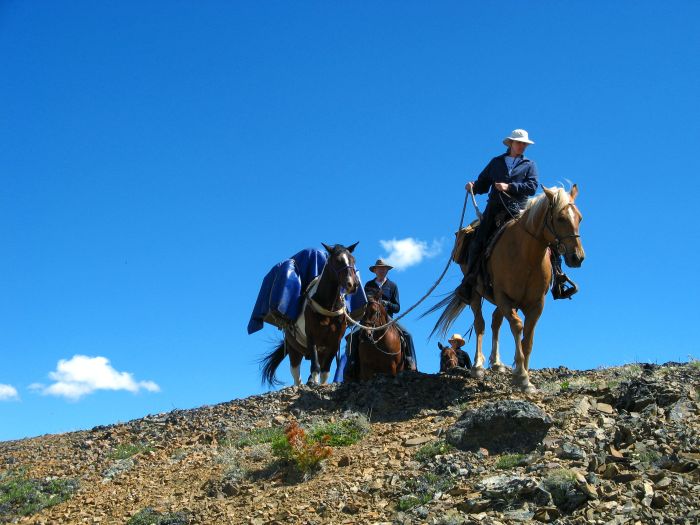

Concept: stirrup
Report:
left=552, top=273, right=578, bottom=300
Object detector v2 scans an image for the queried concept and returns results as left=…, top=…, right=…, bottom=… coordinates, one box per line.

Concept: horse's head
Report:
left=363, top=292, right=388, bottom=327
left=543, top=185, right=585, bottom=268
left=321, top=242, right=359, bottom=294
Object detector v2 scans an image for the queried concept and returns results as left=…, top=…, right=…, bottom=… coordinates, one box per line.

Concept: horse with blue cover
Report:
left=253, top=244, right=367, bottom=386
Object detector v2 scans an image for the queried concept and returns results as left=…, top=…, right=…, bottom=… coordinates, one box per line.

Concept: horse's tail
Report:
left=259, top=340, right=286, bottom=387
left=421, top=291, right=467, bottom=339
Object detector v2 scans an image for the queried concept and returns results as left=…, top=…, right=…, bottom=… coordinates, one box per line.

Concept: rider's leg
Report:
left=397, top=323, right=417, bottom=371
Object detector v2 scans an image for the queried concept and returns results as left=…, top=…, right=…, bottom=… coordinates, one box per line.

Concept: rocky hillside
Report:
left=1, top=363, right=699, bottom=525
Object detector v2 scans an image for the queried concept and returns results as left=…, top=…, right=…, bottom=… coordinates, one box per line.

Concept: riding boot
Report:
left=456, top=240, right=481, bottom=302
left=402, top=330, right=417, bottom=371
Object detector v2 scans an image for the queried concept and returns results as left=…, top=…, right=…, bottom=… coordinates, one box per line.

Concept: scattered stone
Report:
left=1, top=363, right=697, bottom=524
left=403, top=436, right=432, bottom=447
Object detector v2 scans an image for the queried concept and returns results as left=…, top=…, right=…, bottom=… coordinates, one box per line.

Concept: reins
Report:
left=344, top=191, right=470, bottom=332
left=497, top=189, right=581, bottom=256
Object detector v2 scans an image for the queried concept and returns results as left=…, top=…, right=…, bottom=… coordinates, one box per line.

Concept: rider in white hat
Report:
left=459, top=129, right=539, bottom=301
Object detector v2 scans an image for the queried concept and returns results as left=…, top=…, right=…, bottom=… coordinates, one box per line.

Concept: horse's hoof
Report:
left=491, top=363, right=509, bottom=374
left=512, top=374, right=534, bottom=392
left=470, top=367, right=485, bottom=380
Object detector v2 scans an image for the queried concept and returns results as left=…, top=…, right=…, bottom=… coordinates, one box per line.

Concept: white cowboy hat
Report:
left=448, top=334, right=466, bottom=347
left=369, top=258, right=394, bottom=272
left=503, top=129, right=535, bottom=146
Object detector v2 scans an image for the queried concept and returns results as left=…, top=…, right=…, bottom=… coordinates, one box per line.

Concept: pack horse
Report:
left=261, top=243, right=359, bottom=386
left=428, top=185, right=584, bottom=392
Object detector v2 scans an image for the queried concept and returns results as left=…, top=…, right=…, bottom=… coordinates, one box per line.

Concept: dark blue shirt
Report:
left=473, top=153, right=539, bottom=211
left=364, top=278, right=400, bottom=317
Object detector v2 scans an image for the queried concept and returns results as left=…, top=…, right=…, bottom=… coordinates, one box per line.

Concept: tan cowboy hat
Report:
left=369, top=258, right=393, bottom=272
left=448, top=334, right=466, bottom=347
left=503, top=129, right=535, bottom=146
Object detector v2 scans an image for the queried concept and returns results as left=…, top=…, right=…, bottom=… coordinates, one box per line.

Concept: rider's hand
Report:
left=494, top=182, right=509, bottom=192
left=465, top=181, right=474, bottom=192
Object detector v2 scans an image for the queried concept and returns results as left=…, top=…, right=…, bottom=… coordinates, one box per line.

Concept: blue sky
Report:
left=1, top=1, right=698, bottom=441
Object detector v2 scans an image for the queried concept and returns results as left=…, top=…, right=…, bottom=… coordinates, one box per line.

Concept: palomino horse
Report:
left=261, top=242, right=359, bottom=386
left=428, top=185, right=584, bottom=391
left=357, top=294, right=403, bottom=380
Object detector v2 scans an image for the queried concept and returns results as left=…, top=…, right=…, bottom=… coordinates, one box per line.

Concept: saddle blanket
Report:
left=247, top=247, right=367, bottom=335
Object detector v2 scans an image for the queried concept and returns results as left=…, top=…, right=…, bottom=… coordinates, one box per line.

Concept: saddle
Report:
left=452, top=219, right=480, bottom=264
left=453, top=212, right=512, bottom=296
left=453, top=214, right=578, bottom=300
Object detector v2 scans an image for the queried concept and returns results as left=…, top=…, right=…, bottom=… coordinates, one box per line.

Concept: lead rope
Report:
left=344, top=191, right=470, bottom=332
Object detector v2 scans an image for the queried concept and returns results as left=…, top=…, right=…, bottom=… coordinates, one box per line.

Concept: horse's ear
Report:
left=322, top=243, right=333, bottom=253
left=542, top=185, right=556, bottom=202
left=438, top=342, right=446, bottom=351
left=570, top=184, right=579, bottom=201
left=347, top=241, right=359, bottom=253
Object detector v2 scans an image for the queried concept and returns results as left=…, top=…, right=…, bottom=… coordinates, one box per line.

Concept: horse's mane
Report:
left=521, top=187, right=569, bottom=232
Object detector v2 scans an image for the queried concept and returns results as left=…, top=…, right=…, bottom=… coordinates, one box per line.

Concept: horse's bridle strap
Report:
left=309, top=297, right=346, bottom=317
left=545, top=202, right=581, bottom=256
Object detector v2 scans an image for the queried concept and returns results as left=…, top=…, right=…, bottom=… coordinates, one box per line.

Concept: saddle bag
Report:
left=453, top=219, right=480, bottom=264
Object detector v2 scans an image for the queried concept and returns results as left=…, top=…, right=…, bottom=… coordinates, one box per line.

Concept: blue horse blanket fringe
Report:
left=247, top=247, right=367, bottom=335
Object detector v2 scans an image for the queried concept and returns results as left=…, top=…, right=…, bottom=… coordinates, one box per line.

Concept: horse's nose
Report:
left=567, top=253, right=584, bottom=268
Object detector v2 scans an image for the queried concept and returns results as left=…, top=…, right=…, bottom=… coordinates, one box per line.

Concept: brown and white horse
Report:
left=428, top=185, right=584, bottom=391
left=261, top=243, right=359, bottom=386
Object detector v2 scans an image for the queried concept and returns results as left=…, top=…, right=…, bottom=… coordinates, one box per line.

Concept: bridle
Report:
left=543, top=200, right=581, bottom=257
left=497, top=191, right=581, bottom=257
left=361, top=298, right=400, bottom=352
left=325, top=255, right=358, bottom=291
left=308, top=250, right=358, bottom=317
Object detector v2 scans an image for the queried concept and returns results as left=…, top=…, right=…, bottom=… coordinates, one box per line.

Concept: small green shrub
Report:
left=636, top=450, right=661, bottom=464
left=495, top=453, right=525, bottom=470
left=544, top=469, right=577, bottom=507
left=127, top=507, right=189, bottom=525
left=397, top=493, right=431, bottom=511
left=0, top=470, right=78, bottom=518
left=271, top=421, right=331, bottom=476
left=109, top=442, right=153, bottom=460
left=309, top=415, right=370, bottom=447
left=689, top=357, right=700, bottom=369
left=560, top=380, right=570, bottom=391
left=398, top=473, right=454, bottom=511
left=415, top=441, right=454, bottom=463
left=233, top=427, right=285, bottom=448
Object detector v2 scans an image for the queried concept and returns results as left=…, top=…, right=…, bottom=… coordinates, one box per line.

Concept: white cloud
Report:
left=0, top=384, right=19, bottom=401
left=379, top=237, right=443, bottom=271
left=35, top=355, right=160, bottom=401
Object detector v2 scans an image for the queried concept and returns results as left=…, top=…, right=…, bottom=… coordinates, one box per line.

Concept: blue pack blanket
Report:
left=248, top=247, right=367, bottom=335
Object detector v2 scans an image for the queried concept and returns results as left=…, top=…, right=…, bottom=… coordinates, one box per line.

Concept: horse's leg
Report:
left=470, top=297, right=486, bottom=379
left=489, top=308, right=508, bottom=373
left=522, top=300, right=544, bottom=372
left=498, top=301, right=533, bottom=392
left=289, top=347, right=303, bottom=386
left=307, top=335, right=320, bottom=385
left=319, top=348, right=335, bottom=385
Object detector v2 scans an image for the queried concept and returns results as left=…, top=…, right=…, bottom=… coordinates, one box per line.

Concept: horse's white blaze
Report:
left=291, top=365, right=301, bottom=386
left=320, top=371, right=329, bottom=384
left=567, top=206, right=576, bottom=223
